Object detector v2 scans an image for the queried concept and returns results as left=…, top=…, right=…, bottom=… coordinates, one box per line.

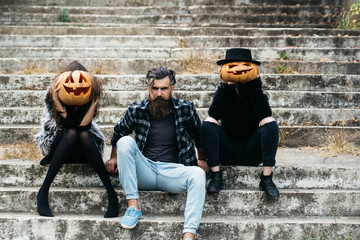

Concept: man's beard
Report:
left=148, top=97, right=173, bottom=119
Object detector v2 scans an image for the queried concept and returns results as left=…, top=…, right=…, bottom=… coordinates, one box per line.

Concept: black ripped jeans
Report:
left=200, top=121, right=279, bottom=168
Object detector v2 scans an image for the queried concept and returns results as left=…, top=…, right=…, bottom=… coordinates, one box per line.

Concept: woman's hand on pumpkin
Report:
left=227, top=81, right=237, bottom=85
left=92, top=98, right=99, bottom=106
left=51, top=76, right=63, bottom=99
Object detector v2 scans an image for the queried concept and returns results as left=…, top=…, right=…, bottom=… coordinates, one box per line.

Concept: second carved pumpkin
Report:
left=220, top=61, right=259, bottom=84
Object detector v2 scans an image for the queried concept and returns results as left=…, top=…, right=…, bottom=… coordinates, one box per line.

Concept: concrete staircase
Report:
left=0, top=0, right=359, bottom=239
left=0, top=150, right=360, bottom=239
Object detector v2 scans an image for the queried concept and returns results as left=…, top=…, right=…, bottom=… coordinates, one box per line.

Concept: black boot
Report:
left=207, top=171, right=223, bottom=193
left=259, top=172, right=280, bottom=199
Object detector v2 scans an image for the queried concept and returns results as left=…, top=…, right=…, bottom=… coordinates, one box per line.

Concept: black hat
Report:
left=217, top=48, right=261, bottom=66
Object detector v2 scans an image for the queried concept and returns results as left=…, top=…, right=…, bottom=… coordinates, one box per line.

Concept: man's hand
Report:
left=105, top=158, right=118, bottom=175
left=197, top=160, right=209, bottom=173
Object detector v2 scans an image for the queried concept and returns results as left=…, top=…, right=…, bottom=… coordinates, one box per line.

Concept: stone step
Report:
left=1, top=149, right=359, bottom=189
left=1, top=47, right=359, bottom=62
left=0, top=21, right=339, bottom=28
left=1, top=107, right=359, bottom=127
left=0, top=213, right=358, bottom=240
left=0, top=5, right=337, bottom=16
left=1, top=35, right=357, bottom=48
left=1, top=187, right=359, bottom=217
left=0, top=0, right=342, bottom=7
left=1, top=90, right=358, bottom=108
left=1, top=58, right=359, bottom=75
left=2, top=25, right=360, bottom=36
left=1, top=125, right=359, bottom=146
left=1, top=74, right=359, bottom=92
left=0, top=12, right=334, bottom=25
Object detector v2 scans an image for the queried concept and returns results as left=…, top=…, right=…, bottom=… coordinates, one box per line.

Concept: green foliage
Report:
left=59, top=9, right=71, bottom=22
left=337, top=1, right=360, bottom=29
left=275, top=52, right=295, bottom=74
left=279, top=52, right=288, bottom=60
left=275, top=63, right=294, bottom=74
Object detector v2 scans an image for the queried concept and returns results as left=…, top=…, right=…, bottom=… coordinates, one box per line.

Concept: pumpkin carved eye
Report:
left=57, top=70, right=93, bottom=106
left=65, top=76, right=74, bottom=84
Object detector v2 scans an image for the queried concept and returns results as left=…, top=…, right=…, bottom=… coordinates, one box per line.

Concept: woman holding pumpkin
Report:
left=201, top=48, right=280, bottom=198
left=35, top=61, right=119, bottom=218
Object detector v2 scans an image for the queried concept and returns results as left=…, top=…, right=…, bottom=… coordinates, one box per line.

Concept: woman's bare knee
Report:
left=204, top=117, right=220, bottom=125
left=259, top=117, right=275, bottom=127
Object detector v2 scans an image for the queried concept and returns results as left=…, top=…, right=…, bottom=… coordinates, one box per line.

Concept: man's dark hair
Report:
left=145, top=67, right=176, bottom=86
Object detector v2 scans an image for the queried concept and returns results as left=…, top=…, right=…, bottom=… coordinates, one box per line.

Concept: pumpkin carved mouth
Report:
left=64, top=86, right=91, bottom=96
left=228, top=70, right=252, bottom=75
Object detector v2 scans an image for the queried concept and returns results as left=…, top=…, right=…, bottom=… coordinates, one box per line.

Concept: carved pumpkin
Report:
left=57, top=70, right=93, bottom=106
left=220, top=61, right=259, bottom=84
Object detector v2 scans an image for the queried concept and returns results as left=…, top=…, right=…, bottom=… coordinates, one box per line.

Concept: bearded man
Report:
left=105, top=67, right=207, bottom=240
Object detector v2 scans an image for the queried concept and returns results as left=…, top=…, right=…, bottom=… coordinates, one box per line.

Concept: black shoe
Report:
left=259, top=172, right=280, bottom=199
left=36, top=189, right=54, bottom=217
left=207, top=170, right=223, bottom=193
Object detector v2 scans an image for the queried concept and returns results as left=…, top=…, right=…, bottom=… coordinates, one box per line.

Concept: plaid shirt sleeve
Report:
left=183, top=102, right=202, bottom=149
left=173, top=99, right=202, bottom=166
left=111, top=105, right=136, bottom=147
left=111, top=101, right=150, bottom=149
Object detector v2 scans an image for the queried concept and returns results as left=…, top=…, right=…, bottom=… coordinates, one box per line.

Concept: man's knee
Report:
left=188, top=167, right=206, bottom=186
left=116, top=136, right=136, bottom=153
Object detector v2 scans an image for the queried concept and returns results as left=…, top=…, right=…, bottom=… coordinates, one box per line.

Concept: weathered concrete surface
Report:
left=0, top=213, right=358, bottom=240
left=0, top=107, right=359, bottom=126
left=0, top=12, right=334, bottom=25
left=0, top=90, right=358, bottom=108
left=1, top=74, right=359, bottom=92
left=1, top=58, right=359, bottom=74
left=2, top=26, right=360, bottom=36
left=1, top=35, right=358, bottom=48
left=1, top=187, right=360, bottom=217
left=1, top=47, right=359, bottom=62
left=0, top=0, right=343, bottom=7
left=1, top=148, right=359, bottom=189
left=0, top=5, right=338, bottom=16
left=0, top=125, right=359, bottom=146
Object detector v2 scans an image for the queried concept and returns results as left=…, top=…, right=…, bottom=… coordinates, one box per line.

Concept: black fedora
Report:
left=217, top=48, right=261, bottom=66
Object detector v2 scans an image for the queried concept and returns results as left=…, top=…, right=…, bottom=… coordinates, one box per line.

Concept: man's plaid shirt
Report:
left=111, top=97, right=202, bottom=166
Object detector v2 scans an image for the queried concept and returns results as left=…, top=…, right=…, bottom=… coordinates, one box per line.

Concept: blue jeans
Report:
left=116, top=136, right=206, bottom=235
